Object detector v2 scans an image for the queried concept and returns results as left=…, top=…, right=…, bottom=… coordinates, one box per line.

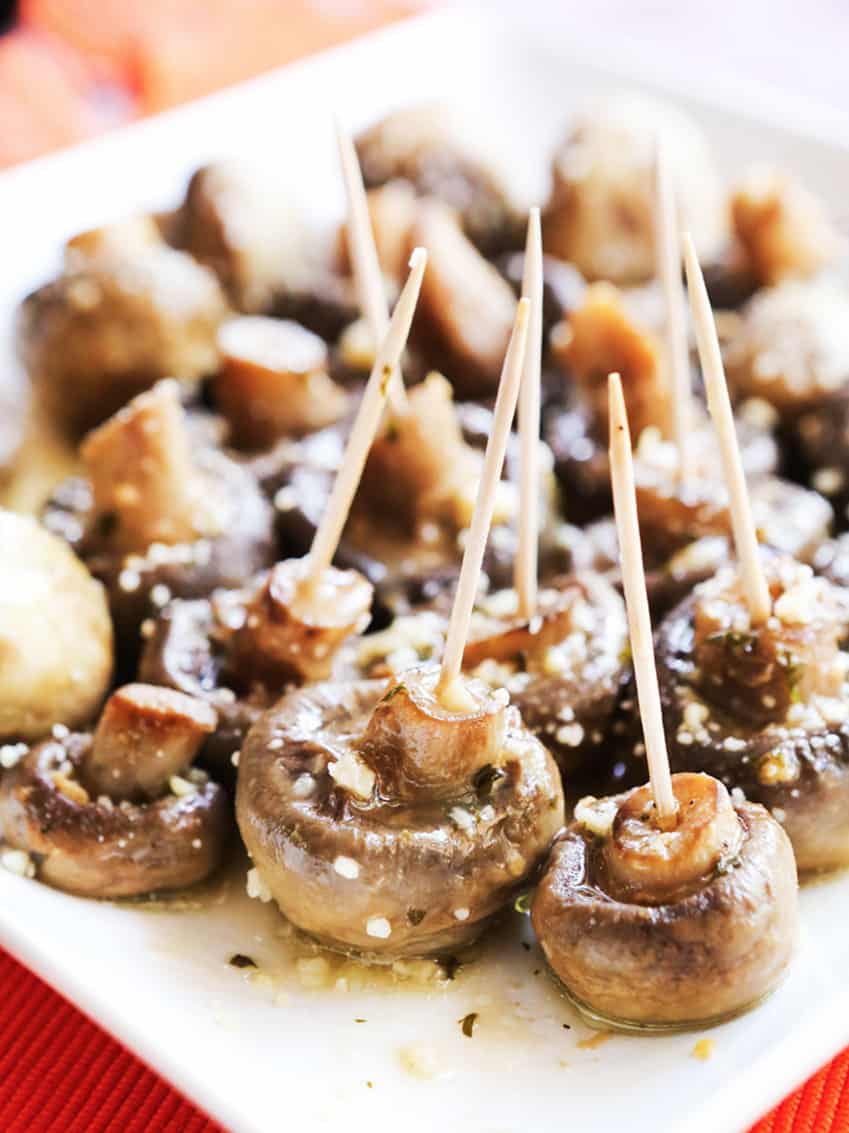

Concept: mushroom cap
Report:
left=543, top=94, right=727, bottom=285
left=0, top=733, right=230, bottom=898
left=532, top=798, right=797, bottom=1028
left=236, top=678, right=564, bottom=958
left=17, top=243, right=227, bottom=437
left=43, top=446, right=276, bottom=675
left=656, top=570, right=849, bottom=872
left=0, top=511, right=113, bottom=741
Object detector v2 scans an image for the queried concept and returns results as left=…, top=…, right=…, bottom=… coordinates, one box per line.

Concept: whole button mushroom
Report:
left=236, top=668, right=564, bottom=958
left=533, top=773, right=798, bottom=1029
left=0, top=684, right=229, bottom=898
left=0, top=510, right=112, bottom=742
left=656, top=556, right=849, bottom=873
left=17, top=222, right=228, bottom=437
left=42, top=380, right=275, bottom=672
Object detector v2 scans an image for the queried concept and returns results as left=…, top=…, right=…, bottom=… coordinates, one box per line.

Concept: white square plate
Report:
left=2, top=8, right=849, bottom=1133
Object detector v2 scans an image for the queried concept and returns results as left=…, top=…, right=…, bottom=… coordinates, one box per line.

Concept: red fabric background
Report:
left=0, top=948, right=845, bottom=1133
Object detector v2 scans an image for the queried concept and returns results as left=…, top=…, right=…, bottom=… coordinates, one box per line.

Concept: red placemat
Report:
left=0, top=947, right=845, bottom=1133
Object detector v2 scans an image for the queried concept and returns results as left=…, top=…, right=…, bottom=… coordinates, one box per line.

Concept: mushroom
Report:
left=215, top=316, right=349, bottom=448
left=406, top=202, right=518, bottom=398
left=355, top=104, right=521, bottom=255
left=354, top=573, right=629, bottom=778
left=236, top=668, right=564, bottom=957
left=724, top=280, right=849, bottom=421
left=542, top=95, right=727, bottom=285
left=0, top=684, right=230, bottom=897
left=43, top=380, right=275, bottom=670
left=0, top=510, right=112, bottom=742
left=17, top=227, right=228, bottom=436
left=172, top=162, right=361, bottom=340
left=730, top=167, right=842, bottom=288
left=546, top=285, right=779, bottom=524
left=656, top=556, right=849, bottom=872
left=139, top=560, right=374, bottom=780
left=532, top=772, right=797, bottom=1028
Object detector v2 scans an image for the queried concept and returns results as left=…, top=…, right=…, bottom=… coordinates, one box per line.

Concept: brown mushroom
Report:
left=17, top=232, right=227, bottom=437
left=730, top=167, right=841, bottom=287
left=43, top=381, right=275, bottom=672
left=532, top=772, right=797, bottom=1029
left=0, top=685, right=230, bottom=897
left=355, top=104, right=521, bottom=255
left=542, top=95, right=726, bottom=285
left=656, top=556, right=849, bottom=872
left=139, top=561, right=373, bottom=780
left=236, top=668, right=564, bottom=958
left=407, top=202, right=517, bottom=398
left=216, top=316, right=349, bottom=447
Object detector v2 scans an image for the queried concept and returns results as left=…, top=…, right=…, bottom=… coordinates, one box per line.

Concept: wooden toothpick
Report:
left=654, top=138, right=693, bottom=482
left=305, top=248, right=427, bottom=587
left=609, top=372, right=678, bottom=824
left=438, top=299, right=531, bottom=705
left=682, top=232, right=771, bottom=625
left=514, top=208, right=543, bottom=620
left=336, top=118, right=407, bottom=413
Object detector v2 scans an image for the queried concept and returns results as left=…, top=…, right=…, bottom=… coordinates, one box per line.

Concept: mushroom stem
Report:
left=654, top=139, right=693, bottom=484
left=336, top=118, right=408, bottom=413
left=304, top=247, right=427, bottom=588
left=83, top=684, right=217, bottom=801
left=438, top=299, right=530, bottom=707
left=608, top=372, right=677, bottom=824
left=80, top=380, right=210, bottom=553
left=514, top=208, right=542, bottom=620
left=682, top=232, right=771, bottom=625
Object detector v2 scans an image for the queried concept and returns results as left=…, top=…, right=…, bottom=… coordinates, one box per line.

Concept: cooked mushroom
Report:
left=215, top=316, right=349, bottom=448
left=17, top=229, right=228, bottom=436
left=546, top=286, right=779, bottom=523
left=355, top=104, right=521, bottom=255
left=542, top=95, right=727, bottom=285
left=730, top=167, right=842, bottom=287
left=348, top=574, right=628, bottom=777
left=236, top=667, right=564, bottom=957
left=724, top=280, right=849, bottom=421
left=407, top=202, right=517, bottom=398
left=139, top=559, right=373, bottom=779
left=43, top=381, right=275, bottom=670
left=0, top=510, right=113, bottom=742
left=532, top=771, right=797, bottom=1028
left=0, top=684, right=229, bottom=897
left=656, top=556, right=849, bottom=872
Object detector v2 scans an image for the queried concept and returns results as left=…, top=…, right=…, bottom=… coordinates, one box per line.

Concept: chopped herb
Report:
left=381, top=682, right=407, bottom=704
left=562, top=1023, right=571, bottom=1030
left=459, top=1012, right=479, bottom=1038
left=406, top=907, right=426, bottom=926
left=473, top=763, right=506, bottom=797
left=355, top=1018, right=367, bottom=1023
left=228, top=954, right=257, bottom=969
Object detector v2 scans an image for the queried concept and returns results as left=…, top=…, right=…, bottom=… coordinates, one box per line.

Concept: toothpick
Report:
left=654, top=138, right=693, bottom=482
left=438, top=299, right=531, bottom=704
left=608, top=372, right=677, bottom=823
left=514, top=208, right=542, bottom=620
left=336, top=118, right=407, bottom=413
left=305, top=248, right=427, bottom=586
left=682, top=233, right=771, bottom=625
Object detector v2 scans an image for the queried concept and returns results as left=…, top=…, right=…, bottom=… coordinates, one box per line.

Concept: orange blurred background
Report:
left=0, top=0, right=419, bottom=168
